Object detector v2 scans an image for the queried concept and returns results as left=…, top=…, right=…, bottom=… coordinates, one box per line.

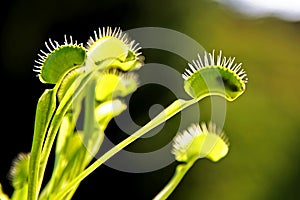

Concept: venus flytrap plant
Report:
left=153, top=122, right=229, bottom=200
left=28, top=27, right=144, bottom=200
left=28, top=37, right=88, bottom=200
left=1, top=26, right=248, bottom=200
left=52, top=49, right=248, bottom=199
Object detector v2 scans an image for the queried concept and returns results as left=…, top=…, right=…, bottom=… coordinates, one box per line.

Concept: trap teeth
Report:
left=182, top=50, right=247, bottom=101
left=172, top=122, right=229, bottom=163
left=34, top=36, right=86, bottom=84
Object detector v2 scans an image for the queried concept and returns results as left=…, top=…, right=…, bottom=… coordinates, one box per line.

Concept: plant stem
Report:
left=52, top=98, right=199, bottom=200
left=153, top=159, right=196, bottom=200
left=28, top=89, right=56, bottom=200
left=36, top=60, right=118, bottom=193
left=36, top=72, right=93, bottom=193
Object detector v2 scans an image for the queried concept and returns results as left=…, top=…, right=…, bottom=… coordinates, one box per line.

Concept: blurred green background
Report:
left=1, top=0, right=300, bottom=199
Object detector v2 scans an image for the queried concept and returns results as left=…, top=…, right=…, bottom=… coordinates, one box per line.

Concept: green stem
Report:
left=61, top=80, right=97, bottom=200
left=153, top=159, right=196, bottom=200
left=37, top=91, right=73, bottom=192
left=37, top=74, right=92, bottom=190
left=36, top=60, right=117, bottom=193
left=28, top=89, right=56, bottom=200
left=53, top=98, right=199, bottom=200
left=38, top=112, right=76, bottom=200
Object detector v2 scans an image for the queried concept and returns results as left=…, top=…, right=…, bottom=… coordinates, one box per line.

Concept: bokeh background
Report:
left=1, top=0, right=300, bottom=199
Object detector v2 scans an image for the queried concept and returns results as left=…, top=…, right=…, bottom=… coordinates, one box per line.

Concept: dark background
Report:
left=1, top=0, right=300, bottom=199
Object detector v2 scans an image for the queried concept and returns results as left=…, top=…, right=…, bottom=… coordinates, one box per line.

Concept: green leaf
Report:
left=11, top=185, right=28, bottom=200
left=28, top=88, right=56, bottom=200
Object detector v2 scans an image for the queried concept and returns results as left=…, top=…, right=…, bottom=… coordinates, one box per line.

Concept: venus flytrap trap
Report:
left=33, top=36, right=86, bottom=84
left=85, top=27, right=143, bottom=71
left=153, top=122, right=229, bottom=200
left=8, top=153, right=31, bottom=200
left=183, top=50, right=247, bottom=102
left=0, top=26, right=248, bottom=200
left=95, top=69, right=139, bottom=101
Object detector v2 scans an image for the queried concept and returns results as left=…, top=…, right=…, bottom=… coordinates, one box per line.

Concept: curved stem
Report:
left=53, top=98, right=199, bottom=200
left=153, top=159, right=196, bottom=200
